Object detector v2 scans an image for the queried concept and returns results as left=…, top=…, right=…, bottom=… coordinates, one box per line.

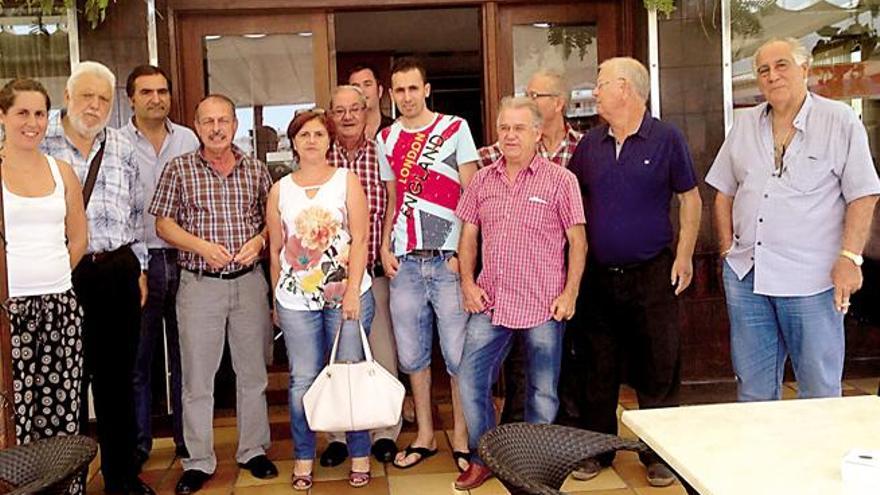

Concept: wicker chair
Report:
left=478, top=423, right=651, bottom=495
left=0, top=435, right=98, bottom=495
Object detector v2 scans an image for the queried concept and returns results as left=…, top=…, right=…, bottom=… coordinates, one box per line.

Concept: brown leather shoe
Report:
left=454, top=463, right=493, bottom=490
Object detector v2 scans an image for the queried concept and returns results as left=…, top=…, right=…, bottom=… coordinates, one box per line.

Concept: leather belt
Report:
left=185, top=265, right=255, bottom=280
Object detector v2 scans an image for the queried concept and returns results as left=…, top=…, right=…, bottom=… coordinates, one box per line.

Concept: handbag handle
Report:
left=328, top=318, right=374, bottom=364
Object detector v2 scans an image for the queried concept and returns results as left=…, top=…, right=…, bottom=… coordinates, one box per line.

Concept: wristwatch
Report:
left=840, top=249, right=864, bottom=267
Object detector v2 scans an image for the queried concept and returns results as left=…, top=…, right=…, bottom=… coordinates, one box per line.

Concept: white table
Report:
left=621, top=395, right=880, bottom=495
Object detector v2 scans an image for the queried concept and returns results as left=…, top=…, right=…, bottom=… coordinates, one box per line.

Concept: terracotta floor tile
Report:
left=310, top=476, right=391, bottom=495
left=232, top=484, right=294, bottom=495
left=847, top=378, right=880, bottom=395
left=633, top=485, right=688, bottom=494
left=568, top=490, right=635, bottom=495
left=562, top=468, right=628, bottom=491
left=142, top=447, right=177, bottom=471
left=387, top=472, right=464, bottom=495
left=468, top=477, right=510, bottom=494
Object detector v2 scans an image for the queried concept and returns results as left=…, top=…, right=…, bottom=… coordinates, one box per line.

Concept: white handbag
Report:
left=303, top=320, right=405, bottom=432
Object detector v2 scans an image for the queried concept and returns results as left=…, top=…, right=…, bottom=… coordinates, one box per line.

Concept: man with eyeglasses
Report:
left=568, top=57, right=701, bottom=487
left=478, top=69, right=582, bottom=170
left=150, top=94, right=278, bottom=495
left=317, top=85, right=402, bottom=466
left=707, top=39, right=880, bottom=404
left=477, top=69, right=584, bottom=428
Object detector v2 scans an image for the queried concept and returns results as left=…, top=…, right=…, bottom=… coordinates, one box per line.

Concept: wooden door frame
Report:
left=168, top=0, right=642, bottom=143
left=170, top=11, right=331, bottom=126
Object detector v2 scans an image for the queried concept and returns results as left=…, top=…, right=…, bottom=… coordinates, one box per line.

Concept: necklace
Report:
left=772, top=126, right=795, bottom=175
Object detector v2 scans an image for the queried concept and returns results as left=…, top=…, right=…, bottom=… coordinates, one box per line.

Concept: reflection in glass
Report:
left=205, top=33, right=315, bottom=179
left=0, top=5, right=71, bottom=109
left=512, top=23, right=598, bottom=129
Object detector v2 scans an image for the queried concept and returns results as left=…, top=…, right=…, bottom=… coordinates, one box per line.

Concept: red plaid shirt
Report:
left=478, top=123, right=583, bottom=169
left=149, top=146, right=272, bottom=272
left=456, top=154, right=585, bottom=329
left=328, top=139, right=386, bottom=267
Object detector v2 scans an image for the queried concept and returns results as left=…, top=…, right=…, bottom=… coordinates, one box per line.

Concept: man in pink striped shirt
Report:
left=453, top=97, right=587, bottom=490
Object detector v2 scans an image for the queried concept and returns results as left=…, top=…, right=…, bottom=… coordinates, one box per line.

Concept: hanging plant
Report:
left=643, top=0, right=676, bottom=18
left=0, top=0, right=114, bottom=29
left=547, top=26, right=594, bottom=61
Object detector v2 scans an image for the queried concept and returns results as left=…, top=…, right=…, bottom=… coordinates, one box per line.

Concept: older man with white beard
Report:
left=41, top=61, right=153, bottom=494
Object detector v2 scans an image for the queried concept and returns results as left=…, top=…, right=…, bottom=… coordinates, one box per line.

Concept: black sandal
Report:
left=452, top=451, right=471, bottom=472
left=392, top=445, right=438, bottom=469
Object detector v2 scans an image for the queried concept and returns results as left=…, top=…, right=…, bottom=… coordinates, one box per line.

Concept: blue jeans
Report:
left=457, top=313, right=563, bottom=465
left=390, top=252, right=468, bottom=376
left=277, top=290, right=375, bottom=460
left=133, top=248, right=185, bottom=453
left=723, top=263, right=844, bottom=401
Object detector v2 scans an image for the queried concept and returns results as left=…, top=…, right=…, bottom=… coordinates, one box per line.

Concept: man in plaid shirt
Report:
left=453, top=97, right=586, bottom=490
left=478, top=69, right=582, bottom=170
left=321, top=85, right=401, bottom=465
left=478, top=69, right=585, bottom=427
left=150, top=94, right=278, bottom=495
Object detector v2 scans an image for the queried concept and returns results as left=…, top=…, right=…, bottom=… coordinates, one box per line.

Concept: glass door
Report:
left=494, top=2, right=623, bottom=139
left=174, top=12, right=331, bottom=180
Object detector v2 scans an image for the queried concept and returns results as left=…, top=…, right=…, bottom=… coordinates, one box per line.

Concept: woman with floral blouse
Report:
left=266, top=109, right=373, bottom=490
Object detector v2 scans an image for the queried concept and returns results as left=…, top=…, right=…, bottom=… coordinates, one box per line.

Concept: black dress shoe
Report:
left=371, top=438, right=398, bottom=463
left=175, top=470, right=212, bottom=495
left=320, top=441, right=349, bottom=467
left=126, top=476, right=156, bottom=495
left=238, top=454, right=278, bottom=479
left=175, top=445, right=190, bottom=459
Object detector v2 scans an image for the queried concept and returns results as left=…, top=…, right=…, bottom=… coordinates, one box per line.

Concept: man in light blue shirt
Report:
left=41, top=61, right=153, bottom=494
left=120, top=65, right=199, bottom=470
left=707, top=38, right=880, bottom=402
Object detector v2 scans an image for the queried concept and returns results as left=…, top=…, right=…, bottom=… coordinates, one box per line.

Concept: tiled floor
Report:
left=85, top=378, right=879, bottom=494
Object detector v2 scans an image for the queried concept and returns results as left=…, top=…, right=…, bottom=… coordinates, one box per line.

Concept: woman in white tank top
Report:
left=266, top=109, right=373, bottom=490
left=0, top=79, right=87, bottom=462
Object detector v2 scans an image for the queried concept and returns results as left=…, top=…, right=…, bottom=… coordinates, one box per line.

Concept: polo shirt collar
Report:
left=126, top=116, right=175, bottom=137
left=602, top=109, right=653, bottom=142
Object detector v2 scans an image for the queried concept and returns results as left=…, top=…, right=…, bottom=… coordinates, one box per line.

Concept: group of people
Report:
left=2, top=34, right=878, bottom=495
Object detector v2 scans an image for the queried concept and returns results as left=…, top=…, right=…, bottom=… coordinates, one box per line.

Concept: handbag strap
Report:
left=328, top=318, right=375, bottom=364
left=81, top=137, right=107, bottom=208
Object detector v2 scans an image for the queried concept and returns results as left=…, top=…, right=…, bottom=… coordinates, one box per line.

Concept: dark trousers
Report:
left=574, top=249, right=681, bottom=465
left=133, top=248, right=185, bottom=454
left=73, top=245, right=141, bottom=487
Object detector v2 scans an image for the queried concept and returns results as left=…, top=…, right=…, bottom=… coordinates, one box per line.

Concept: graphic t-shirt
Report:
left=377, top=113, right=478, bottom=256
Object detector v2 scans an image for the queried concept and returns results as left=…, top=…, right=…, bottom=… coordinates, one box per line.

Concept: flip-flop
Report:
left=349, top=470, right=371, bottom=488
left=452, top=451, right=471, bottom=472
left=291, top=472, right=313, bottom=491
left=392, top=445, right=439, bottom=469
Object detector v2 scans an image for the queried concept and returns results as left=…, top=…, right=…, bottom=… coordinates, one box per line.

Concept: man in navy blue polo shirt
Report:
left=568, top=57, right=702, bottom=487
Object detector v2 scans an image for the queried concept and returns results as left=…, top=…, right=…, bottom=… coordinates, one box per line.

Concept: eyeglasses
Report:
left=526, top=91, right=560, bottom=100
left=330, top=104, right=366, bottom=118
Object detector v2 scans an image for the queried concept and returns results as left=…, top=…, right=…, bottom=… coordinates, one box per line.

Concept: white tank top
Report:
left=275, top=168, right=371, bottom=310
left=3, top=155, right=73, bottom=297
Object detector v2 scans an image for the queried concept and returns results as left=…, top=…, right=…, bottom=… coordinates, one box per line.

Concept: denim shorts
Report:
left=389, top=252, right=468, bottom=375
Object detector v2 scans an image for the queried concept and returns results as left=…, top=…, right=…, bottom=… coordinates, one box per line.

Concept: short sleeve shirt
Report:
left=149, top=146, right=272, bottom=272
left=706, top=93, right=880, bottom=296
left=456, top=155, right=585, bottom=329
left=570, top=111, right=698, bottom=266
left=377, top=113, right=479, bottom=256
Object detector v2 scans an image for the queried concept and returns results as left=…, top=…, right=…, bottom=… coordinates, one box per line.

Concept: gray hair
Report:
left=598, top=57, right=650, bottom=101
left=752, top=37, right=813, bottom=75
left=497, top=96, right=542, bottom=129
left=330, top=85, right=367, bottom=108
left=529, top=68, right=570, bottom=104
left=66, top=61, right=116, bottom=97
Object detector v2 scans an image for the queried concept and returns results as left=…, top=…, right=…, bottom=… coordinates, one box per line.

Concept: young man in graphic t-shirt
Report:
left=377, top=57, right=478, bottom=471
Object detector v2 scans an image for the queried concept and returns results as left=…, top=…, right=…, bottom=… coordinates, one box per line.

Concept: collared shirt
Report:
left=456, top=154, right=585, bottom=329
left=328, top=138, right=387, bottom=267
left=120, top=118, right=200, bottom=249
left=706, top=92, right=880, bottom=296
left=148, top=146, right=272, bottom=272
left=41, top=113, right=148, bottom=269
left=570, top=111, right=697, bottom=266
left=478, top=123, right=583, bottom=169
